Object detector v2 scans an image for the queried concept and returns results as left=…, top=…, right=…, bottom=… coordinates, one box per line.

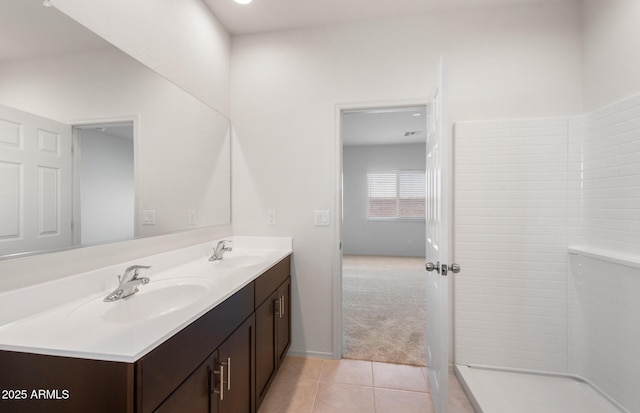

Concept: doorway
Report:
left=73, top=122, right=134, bottom=245
left=340, top=105, right=428, bottom=366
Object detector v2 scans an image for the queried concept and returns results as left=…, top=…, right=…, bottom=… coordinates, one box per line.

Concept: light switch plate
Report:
left=267, top=210, right=277, bottom=226
left=314, top=210, right=330, bottom=226
left=142, top=209, right=156, bottom=225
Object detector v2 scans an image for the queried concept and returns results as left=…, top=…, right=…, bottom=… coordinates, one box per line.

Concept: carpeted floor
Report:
left=342, top=255, right=427, bottom=366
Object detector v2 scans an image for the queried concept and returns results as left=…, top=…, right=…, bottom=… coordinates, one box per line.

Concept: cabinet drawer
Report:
left=136, top=283, right=254, bottom=413
left=254, top=256, right=291, bottom=307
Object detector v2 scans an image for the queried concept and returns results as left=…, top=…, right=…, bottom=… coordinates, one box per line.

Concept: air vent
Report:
left=404, top=131, right=422, bottom=137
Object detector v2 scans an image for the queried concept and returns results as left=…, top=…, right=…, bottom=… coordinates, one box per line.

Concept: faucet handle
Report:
left=120, top=265, right=151, bottom=281
left=126, top=265, right=151, bottom=271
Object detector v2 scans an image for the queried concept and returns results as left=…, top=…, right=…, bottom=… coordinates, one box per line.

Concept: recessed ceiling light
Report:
left=412, top=113, right=422, bottom=117
left=42, top=0, right=52, bottom=7
left=234, top=0, right=252, bottom=4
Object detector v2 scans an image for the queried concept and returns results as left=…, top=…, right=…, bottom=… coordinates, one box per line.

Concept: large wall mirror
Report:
left=0, top=1, right=231, bottom=258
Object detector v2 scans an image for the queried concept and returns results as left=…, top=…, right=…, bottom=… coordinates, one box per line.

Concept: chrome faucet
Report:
left=209, top=240, right=233, bottom=261
left=104, top=265, right=151, bottom=302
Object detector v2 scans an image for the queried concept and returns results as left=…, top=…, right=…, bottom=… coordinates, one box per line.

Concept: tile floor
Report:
left=258, top=357, right=475, bottom=413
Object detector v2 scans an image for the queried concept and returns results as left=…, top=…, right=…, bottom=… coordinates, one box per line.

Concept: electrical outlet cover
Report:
left=188, top=210, right=197, bottom=225
left=142, top=209, right=156, bottom=225
left=267, top=210, right=277, bottom=226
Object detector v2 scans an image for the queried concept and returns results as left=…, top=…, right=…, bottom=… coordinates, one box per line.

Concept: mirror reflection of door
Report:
left=0, top=104, right=72, bottom=256
left=74, top=123, right=134, bottom=245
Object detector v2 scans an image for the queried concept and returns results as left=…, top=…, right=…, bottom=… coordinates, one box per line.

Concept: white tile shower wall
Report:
left=578, top=94, right=640, bottom=254
left=454, top=118, right=569, bottom=372
left=568, top=254, right=640, bottom=413
left=567, top=115, right=587, bottom=247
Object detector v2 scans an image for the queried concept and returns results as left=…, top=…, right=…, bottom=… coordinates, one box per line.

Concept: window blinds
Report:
left=367, top=170, right=426, bottom=219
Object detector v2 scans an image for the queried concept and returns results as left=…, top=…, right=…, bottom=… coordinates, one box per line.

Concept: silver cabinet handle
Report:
left=275, top=298, right=281, bottom=317
left=213, top=364, right=225, bottom=400
left=220, top=364, right=224, bottom=400
left=281, top=295, right=285, bottom=318
left=226, top=357, right=231, bottom=390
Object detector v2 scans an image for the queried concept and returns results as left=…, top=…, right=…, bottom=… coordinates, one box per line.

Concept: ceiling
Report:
left=203, top=0, right=574, bottom=35
left=342, top=106, right=427, bottom=147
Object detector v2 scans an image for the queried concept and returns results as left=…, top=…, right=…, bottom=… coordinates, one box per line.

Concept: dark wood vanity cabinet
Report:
left=0, top=351, right=134, bottom=413
left=254, top=257, right=292, bottom=409
left=154, top=314, right=255, bottom=413
left=217, top=314, right=256, bottom=413
left=276, top=278, right=291, bottom=365
left=153, top=351, right=218, bottom=413
left=137, top=283, right=255, bottom=413
left=0, top=254, right=290, bottom=413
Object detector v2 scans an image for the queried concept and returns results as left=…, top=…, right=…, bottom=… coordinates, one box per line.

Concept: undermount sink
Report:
left=69, top=277, right=213, bottom=324
left=215, top=253, right=265, bottom=268
left=213, top=251, right=269, bottom=269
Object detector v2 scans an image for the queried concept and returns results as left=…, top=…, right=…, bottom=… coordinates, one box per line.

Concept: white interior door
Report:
left=425, top=57, right=454, bottom=413
left=0, top=104, right=72, bottom=256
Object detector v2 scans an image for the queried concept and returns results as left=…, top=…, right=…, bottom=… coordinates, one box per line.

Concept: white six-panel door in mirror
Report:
left=0, top=104, right=71, bottom=256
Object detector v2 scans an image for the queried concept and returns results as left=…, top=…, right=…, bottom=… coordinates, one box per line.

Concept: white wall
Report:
left=343, top=143, right=426, bottom=257
left=79, top=129, right=134, bottom=245
left=230, top=2, right=582, bottom=357
left=582, top=0, right=640, bottom=112
left=51, top=0, right=230, bottom=116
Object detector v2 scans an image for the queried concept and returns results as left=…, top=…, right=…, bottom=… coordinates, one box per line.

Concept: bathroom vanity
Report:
left=0, top=238, right=291, bottom=413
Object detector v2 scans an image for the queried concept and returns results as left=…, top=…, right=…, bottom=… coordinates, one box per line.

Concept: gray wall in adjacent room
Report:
left=343, top=143, right=425, bottom=257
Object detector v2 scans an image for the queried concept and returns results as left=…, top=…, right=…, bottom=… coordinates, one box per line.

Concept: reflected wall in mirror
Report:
left=0, top=1, right=231, bottom=258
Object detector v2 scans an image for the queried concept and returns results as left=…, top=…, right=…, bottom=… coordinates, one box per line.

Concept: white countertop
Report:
left=0, top=237, right=292, bottom=363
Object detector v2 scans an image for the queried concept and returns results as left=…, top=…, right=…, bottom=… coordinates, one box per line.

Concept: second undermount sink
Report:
left=69, top=277, right=214, bottom=324
left=213, top=250, right=271, bottom=269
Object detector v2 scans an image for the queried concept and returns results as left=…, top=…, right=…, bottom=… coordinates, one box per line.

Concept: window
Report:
left=367, top=170, right=426, bottom=219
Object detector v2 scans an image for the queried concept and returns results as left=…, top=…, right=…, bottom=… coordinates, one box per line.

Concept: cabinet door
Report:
left=217, top=314, right=255, bottom=413
left=254, top=292, right=277, bottom=408
left=154, top=351, right=218, bottom=413
left=276, top=277, right=291, bottom=366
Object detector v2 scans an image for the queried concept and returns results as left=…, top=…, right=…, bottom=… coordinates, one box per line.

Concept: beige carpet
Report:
left=342, top=255, right=427, bottom=366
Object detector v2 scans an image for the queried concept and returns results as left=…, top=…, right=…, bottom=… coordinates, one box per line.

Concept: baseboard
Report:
left=286, top=349, right=335, bottom=360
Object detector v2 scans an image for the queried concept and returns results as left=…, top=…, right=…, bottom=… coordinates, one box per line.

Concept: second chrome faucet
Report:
left=104, top=265, right=151, bottom=302
left=209, top=240, right=233, bottom=261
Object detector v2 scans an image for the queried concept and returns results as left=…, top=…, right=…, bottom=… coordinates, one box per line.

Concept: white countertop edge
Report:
left=0, top=239, right=292, bottom=363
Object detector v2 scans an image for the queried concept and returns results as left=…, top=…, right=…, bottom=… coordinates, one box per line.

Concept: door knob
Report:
left=450, top=263, right=461, bottom=273
left=425, top=261, right=440, bottom=274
